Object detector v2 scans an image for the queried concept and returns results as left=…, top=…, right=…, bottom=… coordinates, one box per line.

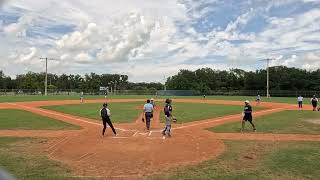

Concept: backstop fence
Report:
left=0, top=89, right=318, bottom=97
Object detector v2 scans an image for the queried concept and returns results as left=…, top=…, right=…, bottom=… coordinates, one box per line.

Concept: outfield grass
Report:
left=0, top=137, right=87, bottom=180
left=0, top=94, right=301, bottom=104
left=42, top=101, right=143, bottom=123
left=210, top=110, right=320, bottom=134
left=0, top=109, right=79, bottom=130
left=148, top=141, right=320, bottom=180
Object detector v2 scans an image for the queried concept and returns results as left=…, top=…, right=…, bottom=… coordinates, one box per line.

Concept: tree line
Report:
left=166, top=66, right=320, bottom=93
left=0, top=71, right=163, bottom=91
left=1, top=66, right=320, bottom=93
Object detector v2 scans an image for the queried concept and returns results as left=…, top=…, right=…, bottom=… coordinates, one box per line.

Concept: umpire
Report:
left=143, top=99, right=154, bottom=130
left=100, top=103, right=117, bottom=136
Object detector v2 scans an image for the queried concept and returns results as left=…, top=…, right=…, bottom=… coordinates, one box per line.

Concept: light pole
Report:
left=39, top=57, right=58, bottom=96
left=260, top=58, right=275, bottom=98
left=163, top=75, right=166, bottom=91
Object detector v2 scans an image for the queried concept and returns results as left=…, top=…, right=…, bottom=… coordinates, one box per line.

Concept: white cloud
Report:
left=74, top=52, right=92, bottom=64
left=1, top=0, right=320, bottom=81
left=56, top=23, right=98, bottom=51
left=3, top=14, right=33, bottom=37
left=15, top=47, right=37, bottom=63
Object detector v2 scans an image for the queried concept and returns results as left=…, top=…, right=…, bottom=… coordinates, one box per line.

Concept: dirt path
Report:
left=0, top=99, right=318, bottom=178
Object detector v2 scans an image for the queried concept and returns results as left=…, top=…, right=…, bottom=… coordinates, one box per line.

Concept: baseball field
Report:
left=0, top=95, right=319, bottom=180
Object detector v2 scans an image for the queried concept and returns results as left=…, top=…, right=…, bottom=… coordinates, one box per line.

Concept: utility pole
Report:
left=163, top=75, right=166, bottom=91
left=40, top=57, right=58, bottom=96
left=260, top=58, right=275, bottom=98
left=114, top=80, right=117, bottom=96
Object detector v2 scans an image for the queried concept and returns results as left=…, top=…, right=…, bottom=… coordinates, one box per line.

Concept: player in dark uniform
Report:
left=100, top=103, right=117, bottom=136
left=162, top=99, right=173, bottom=137
left=242, top=100, right=256, bottom=132
left=310, top=95, right=318, bottom=111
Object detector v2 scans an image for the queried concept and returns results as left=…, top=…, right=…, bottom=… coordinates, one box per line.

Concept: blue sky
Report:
left=0, top=0, right=320, bottom=82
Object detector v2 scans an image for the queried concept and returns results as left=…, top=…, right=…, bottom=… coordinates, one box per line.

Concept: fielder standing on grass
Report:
left=162, top=98, right=173, bottom=138
left=242, top=100, right=256, bottom=132
left=298, top=95, right=303, bottom=109
left=80, top=91, right=84, bottom=103
left=256, top=94, right=261, bottom=105
left=100, top=103, right=117, bottom=136
left=143, top=99, right=154, bottom=131
left=310, top=95, right=318, bottom=111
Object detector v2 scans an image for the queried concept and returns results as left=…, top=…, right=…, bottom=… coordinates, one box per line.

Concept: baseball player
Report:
left=242, top=100, right=256, bottom=132
left=256, top=94, right=261, bottom=105
left=310, top=95, right=318, bottom=111
left=150, top=98, right=156, bottom=109
left=143, top=99, right=154, bottom=131
left=104, top=91, right=108, bottom=102
left=80, top=92, right=84, bottom=103
left=162, top=98, right=173, bottom=137
left=100, top=103, right=117, bottom=136
left=298, top=95, right=303, bottom=109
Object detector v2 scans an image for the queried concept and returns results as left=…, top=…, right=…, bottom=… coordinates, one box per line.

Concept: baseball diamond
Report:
left=0, top=97, right=319, bottom=179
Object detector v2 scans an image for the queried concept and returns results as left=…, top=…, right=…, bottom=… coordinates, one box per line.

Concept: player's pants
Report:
left=163, top=124, right=171, bottom=135
left=102, top=117, right=116, bottom=135
left=162, top=116, right=172, bottom=135
left=145, top=112, right=152, bottom=130
left=298, top=101, right=302, bottom=108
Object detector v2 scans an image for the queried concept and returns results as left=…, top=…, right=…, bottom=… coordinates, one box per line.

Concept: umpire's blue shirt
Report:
left=144, top=103, right=153, bottom=113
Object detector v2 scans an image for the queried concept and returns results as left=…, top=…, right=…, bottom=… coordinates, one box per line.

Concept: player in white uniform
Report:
left=297, top=95, right=303, bottom=109
left=80, top=92, right=84, bottom=103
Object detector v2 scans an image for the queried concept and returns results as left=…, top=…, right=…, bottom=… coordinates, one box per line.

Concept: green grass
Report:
left=0, top=95, right=300, bottom=104
left=161, top=102, right=259, bottom=123
left=148, top=141, right=320, bottom=180
left=0, top=109, right=79, bottom=130
left=0, top=137, right=88, bottom=180
left=211, top=110, right=320, bottom=134
left=42, top=101, right=144, bottom=123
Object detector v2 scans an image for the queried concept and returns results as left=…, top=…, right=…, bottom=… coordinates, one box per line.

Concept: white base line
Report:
left=132, top=131, right=139, bottom=137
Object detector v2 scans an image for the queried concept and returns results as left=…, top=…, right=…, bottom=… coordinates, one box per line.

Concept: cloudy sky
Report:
left=0, top=0, right=320, bottom=82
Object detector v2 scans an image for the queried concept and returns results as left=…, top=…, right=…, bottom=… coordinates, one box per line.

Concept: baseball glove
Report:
left=142, top=117, right=145, bottom=122
left=172, top=117, right=177, bottom=123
